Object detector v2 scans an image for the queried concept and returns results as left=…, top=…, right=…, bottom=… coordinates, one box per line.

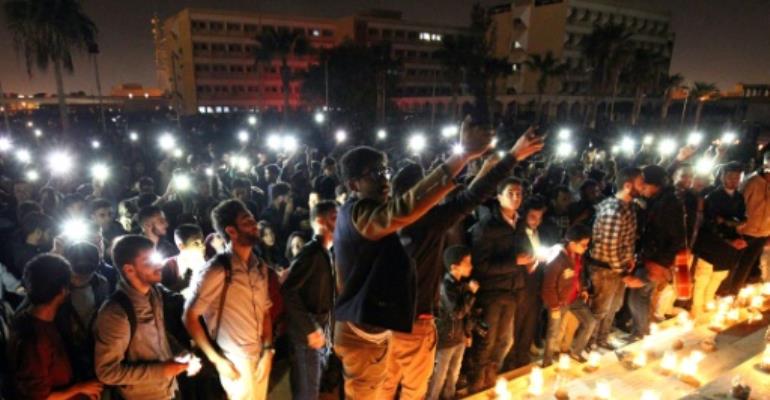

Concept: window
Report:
left=244, top=24, right=258, bottom=33
left=212, top=64, right=227, bottom=72
left=233, top=85, right=245, bottom=93
left=191, top=20, right=207, bottom=30
left=419, top=32, right=442, bottom=42
left=395, top=30, right=405, bottom=38
left=227, top=23, right=241, bottom=32
left=228, top=44, right=242, bottom=52
left=212, top=43, right=226, bottom=52
left=322, top=29, right=333, bottom=37
left=194, top=64, right=210, bottom=72
left=395, top=49, right=405, bottom=57
left=408, top=31, right=418, bottom=40
left=382, top=29, right=393, bottom=38
left=406, top=50, right=416, bottom=58
left=230, top=65, right=244, bottom=73
left=248, top=86, right=259, bottom=92
left=210, top=22, right=224, bottom=31
left=368, top=28, right=379, bottom=36
left=419, top=51, right=428, bottom=59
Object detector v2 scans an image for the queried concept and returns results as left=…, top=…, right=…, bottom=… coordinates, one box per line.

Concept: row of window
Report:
left=197, top=85, right=300, bottom=94
left=192, top=42, right=257, bottom=54
left=194, top=63, right=308, bottom=75
left=366, top=28, right=468, bottom=43
left=191, top=19, right=333, bottom=38
left=567, top=8, right=670, bottom=35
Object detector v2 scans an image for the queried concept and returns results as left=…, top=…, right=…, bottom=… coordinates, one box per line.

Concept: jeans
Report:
left=543, top=300, right=597, bottom=364
left=627, top=267, right=653, bottom=337
left=427, top=343, right=465, bottom=400
left=289, top=339, right=328, bottom=400
left=729, top=235, right=769, bottom=294
left=589, top=267, right=625, bottom=343
left=468, top=294, right=515, bottom=382
left=691, top=259, right=729, bottom=317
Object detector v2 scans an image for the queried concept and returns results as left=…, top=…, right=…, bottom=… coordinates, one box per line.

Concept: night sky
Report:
left=1, top=0, right=768, bottom=95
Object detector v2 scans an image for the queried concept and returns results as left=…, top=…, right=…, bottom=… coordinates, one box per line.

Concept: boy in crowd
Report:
left=162, top=224, right=206, bottom=293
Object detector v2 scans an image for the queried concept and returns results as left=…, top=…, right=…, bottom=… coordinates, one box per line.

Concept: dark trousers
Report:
left=627, top=266, right=653, bottom=337
left=589, top=266, right=626, bottom=343
left=507, top=273, right=542, bottom=369
left=289, top=338, right=328, bottom=400
left=469, top=294, right=515, bottom=380
left=728, top=235, right=768, bottom=294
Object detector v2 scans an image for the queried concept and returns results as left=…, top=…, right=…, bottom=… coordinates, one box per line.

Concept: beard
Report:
left=235, top=228, right=260, bottom=247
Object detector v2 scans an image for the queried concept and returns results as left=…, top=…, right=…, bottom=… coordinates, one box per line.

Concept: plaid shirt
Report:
left=589, top=197, right=637, bottom=269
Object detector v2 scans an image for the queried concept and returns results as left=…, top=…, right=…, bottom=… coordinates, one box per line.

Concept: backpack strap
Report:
left=211, top=253, right=232, bottom=342
left=111, top=291, right=136, bottom=345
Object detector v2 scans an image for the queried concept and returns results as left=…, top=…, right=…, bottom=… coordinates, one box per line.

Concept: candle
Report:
left=595, top=380, right=611, bottom=400
left=677, top=312, right=690, bottom=326
left=705, top=300, right=716, bottom=311
left=558, top=353, right=571, bottom=371
left=762, top=345, right=770, bottom=369
left=738, top=286, right=753, bottom=301
left=528, top=366, right=544, bottom=395
left=727, top=308, right=740, bottom=322
left=640, top=390, right=660, bottom=400
left=679, top=351, right=704, bottom=378
left=762, top=282, right=770, bottom=296
left=650, top=322, right=660, bottom=335
left=633, top=351, right=647, bottom=368
left=750, top=295, right=764, bottom=309
left=587, top=351, right=601, bottom=369
left=494, top=377, right=512, bottom=400
left=661, top=351, right=678, bottom=374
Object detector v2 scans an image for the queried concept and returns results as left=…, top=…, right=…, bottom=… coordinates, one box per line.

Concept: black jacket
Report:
left=693, top=187, right=747, bottom=271
left=281, top=237, right=335, bottom=339
left=436, top=273, right=475, bottom=349
left=639, top=186, right=687, bottom=267
left=470, top=206, right=523, bottom=296
left=400, top=155, right=518, bottom=316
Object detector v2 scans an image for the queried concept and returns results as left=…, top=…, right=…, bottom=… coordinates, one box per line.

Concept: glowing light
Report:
left=408, top=134, right=427, bottom=154
left=15, top=149, right=31, bottom=163
left=558, top=128, right=572, bottom=140
left=494, top=378, right=512, bottom=400
left=26, top=121, right=33, bottom=128
left=335, top=129, right=347, bottom=143
left=657, top=138, right=677, bottom=156
left=688, top=132, right=704, bottom=146
left=237, top=130, right=249, bottom=143
left=451, top=143, right=464, bottom=155
left=205, top=167, right=214, bottom=177
left=595, top=380, right=611, bottom=400
left=91, top=163, right=109, bottom=182
left=247, top=115, right=257, bottom=126
left=159, top=133, right=176, bottom=151
left=129, top=131, right=139, bottom=141
left=314, top=112, right=325, bottom=124
left=762, top=344, right=770, bottom=369
left=633, top=351, right=647, bottom=368
left=556, top=142, right=574, bottom=158
left=706, top=301, right=716, bottom=311
left=558, top=353, right=571, bottom=371
left=33, top=129, right=42, bottom=137
left=150, top=251, right=164, bottom=265
left=620, top=136, right=636, bottom=155
left=377, top=129, right=387, bottom=140
left=527, top=366, right=543, bottom=396
left=91, top=140, right=101, bottom=149
left=174, top=175, right=191, bottom=191
left=282, top=136, right=298, bottom=153
left=587, top=351, right=601, bottom=370
left=25, top=170, right=39, bottom=182
left=0, top=137, right=12, bottom=152
left=643, top=135, right=655, bottom=146
left=172, top=149, right=184, bottom=158
left=47, top=151, right=73, bottom=175
left=230, top=156, right=251, bottom=172
left=61, top=218, right=89, bottom=242
left=535, top=244, right=563, bottom=263
left=722, top=131, right=737, bottom=145
left=650, top=322, right=660, bottom=335
left=491, top=137, right=498, bottom=148
left=441, top=125, right=459, bottom=138
left=695, top=157, right=715, bottom=175
left=661, top=352, right=678, bottom=374
left=266, top=134, right=282, bottom=151
left=640, top=390, right=660, bottom=400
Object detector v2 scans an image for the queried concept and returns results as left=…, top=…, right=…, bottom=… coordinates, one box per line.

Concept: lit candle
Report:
left=661, top=351, right=678, bottom=374
left=751, top=295, right=764, bottom=309
left=494, top=377, right=512, bottom=400
left=587, top=351, right=601, bottom=370
left=640, top=390, right=660, bottom=400
left=762, top=282, right=770, bottom=296
left=677, top=312, right=690, bottom=326
left=705, top=301, right=716, bottom=312
left=727, top=308, right=740, bottom=322
left=762, top=344, right=770, bottom=369
left=558, top=353, right=571, bottom=371
left=738, top=286, right=753, bottom=301
left=650, top=322, right=660, bottom=335
left=595, top=380, right=611, bottom=400
left=633, top=351, right=647, bottom=368
left=528, top=366, right=544, bottom=395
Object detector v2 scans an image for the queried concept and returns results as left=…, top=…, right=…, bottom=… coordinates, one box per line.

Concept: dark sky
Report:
left=1, top=0, right=768, bottom=95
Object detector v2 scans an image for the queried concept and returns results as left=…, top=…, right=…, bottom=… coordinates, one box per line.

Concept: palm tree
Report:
left=255, top=28, right=310, bottom=124
left=523, top=51, right=569, bottom=122
left=580, top=23, right=633, bottom=127
left=689, top=81, right=718, bottom=128
left=659, top=73, right=684, bottom=121
left=4, top=0, right=98, bottom=135
left=436, top=35, right=475, bottom=119
left=623, top=48, right=665, bottom=125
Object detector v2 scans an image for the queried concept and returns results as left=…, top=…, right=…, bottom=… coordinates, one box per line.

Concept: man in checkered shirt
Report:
left=587, top=167, right=645, bottom=349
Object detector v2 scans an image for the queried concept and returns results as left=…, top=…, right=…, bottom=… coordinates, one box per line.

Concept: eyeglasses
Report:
left=359, top=166, right=393, bottom=181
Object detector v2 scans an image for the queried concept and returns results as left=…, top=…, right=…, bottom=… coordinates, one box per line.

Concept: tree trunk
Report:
left=631, top=87, right=643, bottom=126
left=694, top=101, right=705, bottom=128
left=660, top=90, right=672, bottom=121
left=280, top=61, right=291, bottom=126
left=53, top=59, right=70, bottom=135
left=450, top=81, right=459, bottom=121
left=608, top=79, right=619, bottom=121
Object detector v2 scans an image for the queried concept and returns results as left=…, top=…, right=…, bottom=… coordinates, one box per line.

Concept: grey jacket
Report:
left=93, top=280, right=176, bottom=399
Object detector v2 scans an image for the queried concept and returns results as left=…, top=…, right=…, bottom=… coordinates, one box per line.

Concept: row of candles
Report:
left=492, top=282, right=770, bottom=399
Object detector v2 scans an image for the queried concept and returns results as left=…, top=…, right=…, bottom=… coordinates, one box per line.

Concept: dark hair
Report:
left=335, top=184, right=347, bottom=197
left=340, top=146, right=386, bottom=182
left=137, top=206, right=162, bottom=227
left=111, top=235, right=155, bottom=276
left=285, top=231, right=307, bottom=261
left=23, top=254, right=71, bottom=305
left=62, top=193, right=85, bottom=209
left=722, top=161, right=744, bottom=174
left=392, top=162, right=424, bottom=196
left=174, top=223, right=203, bottom=246
left=211, top=199, right=249, bottom=242
left=564, top=224, right=592, bottom=243
left=21, top=212, right=53, bottom=236
left=64, top=242, right=100, bottom=276
left=232, top=178, right=250, bottom=190
left=443, top=245, right=471, bottom=269
left=550, top=185, right=572, bottom=200
left=497, top=177, right=523, bottom=195
left=137, top=176, right=154, bottom=188
left=89, top=198, right=113, bottom=216
left=615, top=167, right=642, bottom=190
left=521, top=195, right=548, bottom=214
left=311, top=200, right=338, bottom=220
left=269, top=182, right=291, bottom=202
left=322, top=156, right=336, bottom=169
left=136, top=193, right=158, bottom=209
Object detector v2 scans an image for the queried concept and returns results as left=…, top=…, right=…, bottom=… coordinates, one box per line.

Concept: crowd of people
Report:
left=0, top=113, right=769, bottom=400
